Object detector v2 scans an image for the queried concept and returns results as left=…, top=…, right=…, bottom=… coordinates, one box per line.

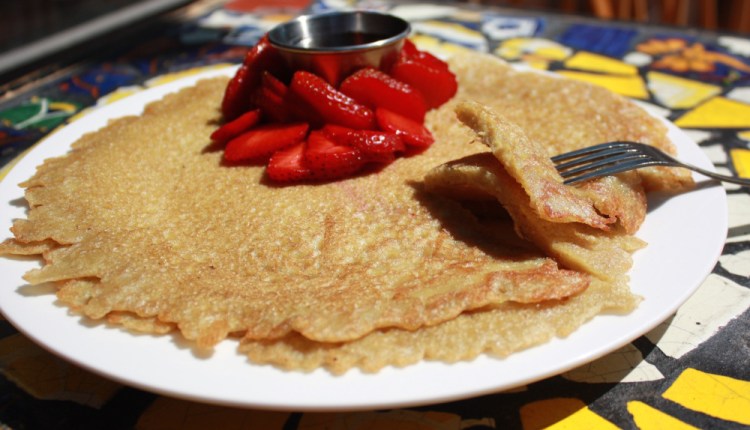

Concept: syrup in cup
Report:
left=267, top=11, right=411, bottom=86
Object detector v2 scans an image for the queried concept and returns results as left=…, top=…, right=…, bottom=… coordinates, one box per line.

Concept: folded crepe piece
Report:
left=453, top=101, right=614, bottom=230
left=425, top=153, right=644, bottom=281
left=430, top=101, right=646, bottom=280
left=453, top=99, right=648, bottom=235
left=445, top=53, right=693, bottom=195
left=574, top=173, right=647, bottom=235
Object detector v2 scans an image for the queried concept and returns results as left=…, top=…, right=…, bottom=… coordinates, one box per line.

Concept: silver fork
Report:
left=551, top=141, right=750, bottom=187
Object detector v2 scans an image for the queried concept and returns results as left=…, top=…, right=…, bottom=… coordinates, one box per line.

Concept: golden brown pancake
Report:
left=0, top=74, right=587, bottom=349
left=240, top=99, right=646, bottom=375
left=236, top=56, right=684, bottom=373
left=239, top=276, right=637, bottom=374
left=0, top=51, right=688, bottom=372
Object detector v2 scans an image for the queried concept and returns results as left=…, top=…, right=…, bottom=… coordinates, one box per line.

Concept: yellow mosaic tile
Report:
left=731, top=148, right=750, bottom=178
left=663, top=368, right=750, bottom=425
left=496, top=38, right=572, bottom=62
left=419, top=20, right=483, bottom=38
left=412, top=19, right=485, bottom=48
left=675, top=97, right=750, bottom=128
left=564, top=51, right=638, bottom=75
left=627, top=401, right=700, bottom=430
left=520, top=398, right=618, bottom=429
left=647, top=71, right=722, bottom=109
left=555, top=70, right=649, bottom=99
left=411, top=34, right=475, bottom=58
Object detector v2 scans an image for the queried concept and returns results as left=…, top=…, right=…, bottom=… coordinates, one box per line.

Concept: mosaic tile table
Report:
left=1, top=1, right=749, bottom=428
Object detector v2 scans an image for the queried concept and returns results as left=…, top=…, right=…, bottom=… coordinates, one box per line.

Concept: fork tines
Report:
left=553, top=141, right=750, bottom=187
left=552, top=142, right=664, bottom=185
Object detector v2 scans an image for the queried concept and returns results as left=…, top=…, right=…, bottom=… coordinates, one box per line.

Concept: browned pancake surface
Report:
left=239, top=276, right=638, bottom=374
left=1, top=76, right=584, bottom=347
left=0, top=52, right=687, bottom=371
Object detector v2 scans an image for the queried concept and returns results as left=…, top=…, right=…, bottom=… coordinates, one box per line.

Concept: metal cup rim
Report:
left=267, top=11, right=411, bottom=54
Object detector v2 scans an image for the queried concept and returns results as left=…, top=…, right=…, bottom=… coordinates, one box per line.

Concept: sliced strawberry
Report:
left=255, top=72, right=291, bottom=123
left=210, top=109, right=261, bottom=143
left=290, top=71, right=375, bottom=130
left=398, top=39, right=450, bottom=72
left=267, top=142, right=311, bottom=182
left=221, top=63, right=252, bottom=122
left=252, top=72, right=317, bottom=124
left=375, top=108, right=434, bottom=149
left=305, top=131, right=364, bottom=180
left=262, top=71, right=287, bottom=97
left=221, top=35, right=285, bottom=120
left=282, top=89, right=324, bottom=126
left=391, top=60, right=457, bottom=109
left=339, top=68, right=427, bottom=122
left=224, top=122, right=309, bottom=162
left=254, top=87, right=289, bottom=123
left=400, top=39, right=419, bottom=59
left=321, top=125, right=404, bottom=163
left=320, top=124, right=355, bottom=144
left=413, top=50, right=450, bottom=72
left=349, top=130, right=404, bottom=163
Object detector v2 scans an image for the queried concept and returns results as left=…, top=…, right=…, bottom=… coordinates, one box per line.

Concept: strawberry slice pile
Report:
left=214, top=37, right=457, bottom=183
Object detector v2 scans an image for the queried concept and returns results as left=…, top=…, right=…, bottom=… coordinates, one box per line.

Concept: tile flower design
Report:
left=637, top=37, right=750, bottom=81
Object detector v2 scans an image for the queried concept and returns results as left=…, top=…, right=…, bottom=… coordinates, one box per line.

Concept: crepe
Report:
left=0, top=75, right=586, bottom=349
left=240, top=277, right=637, bottom=374
left=450, top=101, right=614, bottom=231
left=0, top=51, right=688, bottom=372
left=239, top=102, right=645, bottom=374
left=237, top=56, right=687, bottom=373
left=444, top=53, right=693, bottom=194
left=429, top=101, right=647, bottom=280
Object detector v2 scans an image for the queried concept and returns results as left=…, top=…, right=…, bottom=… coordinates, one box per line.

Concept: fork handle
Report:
left=685, top=163, right=750, bottom=187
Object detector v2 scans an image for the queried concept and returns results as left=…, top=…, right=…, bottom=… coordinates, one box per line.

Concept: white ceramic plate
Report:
left=0, top=67, right=728, bottom=411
